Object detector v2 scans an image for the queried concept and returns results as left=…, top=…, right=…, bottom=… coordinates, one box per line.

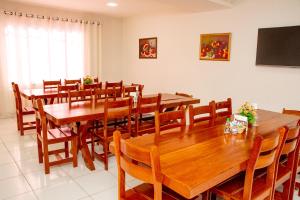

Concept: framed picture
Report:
left=139, top=37, right=157, bottom=59
left=200, top=33, right=231, bottom=61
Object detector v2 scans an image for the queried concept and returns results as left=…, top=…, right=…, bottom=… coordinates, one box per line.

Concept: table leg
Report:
left=79, top=123, right=95, bottom=170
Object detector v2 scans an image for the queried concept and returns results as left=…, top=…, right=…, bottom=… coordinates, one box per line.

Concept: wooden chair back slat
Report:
left=64, top=79, right=81, bottom=85
left=83, top=82, right=102, bottom=90
left=12, top=82, right=22, bottom=112
left=94, top=77, right=99, bottom=83
left=281, top=127, right=300, bottom=155
left=120, top=139, right=151, bottom=164
left=282, top=108, right=300, bottom=116
left=43, top=80, right=61, bottom=91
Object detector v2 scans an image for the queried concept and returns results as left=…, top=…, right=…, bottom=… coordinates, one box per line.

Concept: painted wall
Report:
left=0, top=0, right=123, bottom=82
left=121, top=0, right=300, bottom=112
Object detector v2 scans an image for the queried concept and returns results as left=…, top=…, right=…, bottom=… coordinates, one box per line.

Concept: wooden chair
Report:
left=105, top=81, right=123, bottom=98
left=214, top=98, right=232, bottom=125
left=94, top=88, right=120, bottom=101
left=210, top=127, right=287, bottom=200
left=131, top=83, right=144, bottom=96
left=57, top=84, right=79, bottom=103
left=113, top=130, right=199, bottom=200
left=94, top=77, right=99, bottom=83
left=35, top=98, right=78, bottom=174
left=155, top=107, right=186, bottom=139
left=282, top=108, right=300, bottom=198
left=272, top=125, right=300, bottom=200
left=189, top=101, right=216, bottom=129
left=135, top=94, right=161, bottom=136
left=64, top=78, right=81, bottom=85
left=91, top=97, right=133, bottom=170
left=82, top=82, right=102, bottom=90
left=67, top=89, right=93, bottom=107
left=43, top=80, right=61, bottom=104
left=11, top=82, right=36, bottom=136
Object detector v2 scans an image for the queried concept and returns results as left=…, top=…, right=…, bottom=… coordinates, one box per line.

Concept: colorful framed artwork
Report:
left=139, top=37, right=157, bottom=59
left=200, top=33, right=231, bottom=61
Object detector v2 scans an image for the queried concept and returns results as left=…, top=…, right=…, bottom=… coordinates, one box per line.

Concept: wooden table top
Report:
left=43, top=93, right=200, bottom=125
left=119, top=109, right=300, bottom=198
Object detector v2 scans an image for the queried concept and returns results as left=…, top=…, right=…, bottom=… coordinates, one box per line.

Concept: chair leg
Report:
left=43, top=143, right=50, bottom=174
left=37, top=138, right=43, bottom=163
left=16, top=112, right=20, bottom=130
left=104, top=142, right=108, bottom=170
left=72, top=138, right=78, bottom=168
left=64, top=142, right=69, bottom=158
left=91, top=133, right=95, bottom=161
left=19, top=114, right=24, bottom=136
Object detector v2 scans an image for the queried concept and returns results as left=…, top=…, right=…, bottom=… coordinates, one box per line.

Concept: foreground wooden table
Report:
left=116, top=110, right=299, bottom=199
left=43, top=93, right=200, bottom=170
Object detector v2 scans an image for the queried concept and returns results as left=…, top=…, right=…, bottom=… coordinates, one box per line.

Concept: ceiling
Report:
left=7, top=0, right=236, bottom=18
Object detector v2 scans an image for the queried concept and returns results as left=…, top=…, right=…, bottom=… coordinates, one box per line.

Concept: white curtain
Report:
left=0, top=11, right=101, bottom=117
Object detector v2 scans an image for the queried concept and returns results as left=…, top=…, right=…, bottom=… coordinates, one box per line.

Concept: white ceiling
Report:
left=7, top=0, right=236, bottom=18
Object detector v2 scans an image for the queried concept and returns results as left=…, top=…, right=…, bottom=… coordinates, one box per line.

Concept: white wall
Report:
left=121, top=0, right=300, bottom=112
left=0, top=0, right=123, bottom=82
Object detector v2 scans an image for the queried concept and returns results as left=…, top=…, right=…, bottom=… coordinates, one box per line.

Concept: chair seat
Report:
left=47, top=127, right=77, bottom=144
left=213, top=172, right=272, bottom=200
left=126, top=183, right=198, bottom=200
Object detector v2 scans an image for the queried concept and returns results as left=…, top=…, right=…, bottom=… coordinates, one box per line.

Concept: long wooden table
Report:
left=43, top=93, right=200, bottom=170
left=114, top=110, right=300, bottom=199
left=20, top=85, right=136, bottom=100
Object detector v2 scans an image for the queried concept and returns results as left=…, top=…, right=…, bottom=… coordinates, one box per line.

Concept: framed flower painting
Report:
left=200, top=33, right=231, bottom=61
left=139, top=37, right=157, bottom=59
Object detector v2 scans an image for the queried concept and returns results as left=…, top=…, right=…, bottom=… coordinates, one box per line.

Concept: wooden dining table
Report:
left=42, top=93, right=200, bottom=170
left=110, top=109, right=300, bottom=199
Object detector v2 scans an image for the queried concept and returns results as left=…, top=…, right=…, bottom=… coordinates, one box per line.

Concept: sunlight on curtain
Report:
left=0, top=12, right=101, bottom=116
left=4, top=21, right=84, bottom=86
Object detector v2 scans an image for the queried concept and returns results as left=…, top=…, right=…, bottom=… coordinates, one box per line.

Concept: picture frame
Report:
left=139, top=37, right=157, bottom=59
left=200, top=33, right=231, bottom=61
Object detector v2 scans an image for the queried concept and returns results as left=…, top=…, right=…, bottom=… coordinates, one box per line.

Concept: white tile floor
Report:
left=0, top=116, right=300, bottom=200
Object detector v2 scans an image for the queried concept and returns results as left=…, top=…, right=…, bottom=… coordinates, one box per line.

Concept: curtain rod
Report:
left=3, top=10, right=101, bottom=26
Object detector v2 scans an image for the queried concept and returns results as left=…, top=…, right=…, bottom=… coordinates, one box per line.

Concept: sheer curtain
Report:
left=0, top=11, right=102, bottom=117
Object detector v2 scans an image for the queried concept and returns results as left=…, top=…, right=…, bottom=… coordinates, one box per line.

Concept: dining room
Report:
left=0, top=0, right=300, bottom=200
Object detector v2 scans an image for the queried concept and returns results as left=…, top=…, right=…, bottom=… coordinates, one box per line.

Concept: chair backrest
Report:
left=35, top=98, right=49, bottom=140
left=43, top=80, right=61, bottom=91
left=282, top=108, right=300, bottom=117
left=11, top=82, right=22, bottom=113
left=68, top=89, right=93, bottom=107
left=214, top=98, right=232, bottom=123
left=155, top=108, right=186, bottom=139
left=131, top=83, right=144, bottom=96
left=94, top=88, right=121, bottom=101
left=242, top=127, right=287, bottom=200
left=94, top=77, right=99, bottom=83
left=113, top=130, right=162, bottom=200
left=64, top=79, right=81, bottom=85
left=189, top=101, right=216, bottom=128
left=57, top=84, right=79, bottom=103
left=103, top=97, right=133, bottom=139
left=83, top=82, right=102, bottom=90
left=105, top=81, right=123, bottom=97
left=123, top=86, right=137, bottom=98
left=135, top=94, right=161, bottom=135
